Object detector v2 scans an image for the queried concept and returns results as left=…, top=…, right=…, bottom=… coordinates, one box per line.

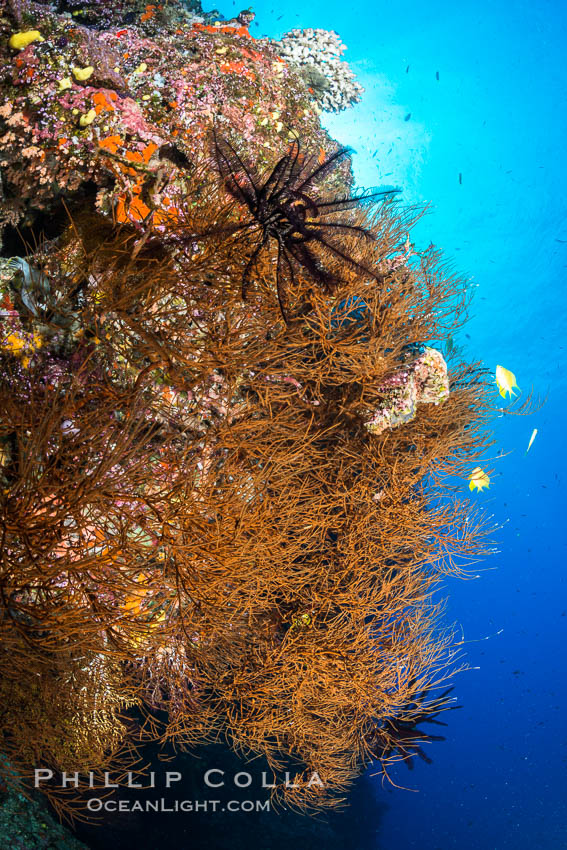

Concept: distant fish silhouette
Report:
left=459, top=173, right=462, bottom=184
left=436, top=70, right=439, bottom=80
left=404, top=112, right=411, bottom=121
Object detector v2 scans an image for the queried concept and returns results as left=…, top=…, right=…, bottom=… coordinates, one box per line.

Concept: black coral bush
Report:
left=0, top=138, right=495, bottom=816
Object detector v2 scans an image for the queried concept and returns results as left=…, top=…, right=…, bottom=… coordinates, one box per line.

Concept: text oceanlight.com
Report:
left=86, top=798, right=271, bottom=813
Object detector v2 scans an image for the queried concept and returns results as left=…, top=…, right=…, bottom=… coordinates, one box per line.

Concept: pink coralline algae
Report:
left=364, top=347, right=450, bottom=436
left=0, top=0, right=348, bottom=243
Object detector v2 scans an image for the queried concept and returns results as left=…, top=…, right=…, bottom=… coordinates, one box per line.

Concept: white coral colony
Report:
left=274, top=28, right=364, bottom=112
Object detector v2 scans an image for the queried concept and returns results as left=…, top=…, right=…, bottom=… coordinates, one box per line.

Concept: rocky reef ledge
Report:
left=1, top=0, right=364, bottom=246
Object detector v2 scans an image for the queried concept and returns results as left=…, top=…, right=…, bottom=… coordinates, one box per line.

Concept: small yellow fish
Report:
left=495, top=365, right=519, bottom=399
left=291, top=612, right=312, bottom=629
left=469, top=467, right=490, bottom=492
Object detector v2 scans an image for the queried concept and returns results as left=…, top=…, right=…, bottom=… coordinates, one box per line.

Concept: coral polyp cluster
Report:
left=275, top=28, right=364, bottom=113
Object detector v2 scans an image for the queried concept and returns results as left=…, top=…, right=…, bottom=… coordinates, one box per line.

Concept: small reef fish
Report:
left=459, top=172, right=462, bottom=184
left=469, top=467, right=490, bottom=492
left=495, top=365, right=519, bottom=399
left=526, top=428, right=538, bottom=454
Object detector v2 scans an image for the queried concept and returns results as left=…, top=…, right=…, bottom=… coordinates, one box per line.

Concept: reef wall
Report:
left=0, top=0, right=494, bottom=826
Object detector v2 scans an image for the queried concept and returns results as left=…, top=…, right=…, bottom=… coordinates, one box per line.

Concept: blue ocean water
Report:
left=200, top=1, right=567, bottom=847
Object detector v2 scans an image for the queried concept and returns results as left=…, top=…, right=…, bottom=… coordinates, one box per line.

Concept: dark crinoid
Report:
left=211, top=129, right=399, bottom=322
left=369, top=686, right=460, bottom=770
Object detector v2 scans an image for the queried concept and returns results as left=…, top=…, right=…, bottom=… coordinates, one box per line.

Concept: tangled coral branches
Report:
left=0, top=640, right=144, bottom=821
left=367, top=683, right=459, bottom=775
left=0, top=144, right=498, bottom=814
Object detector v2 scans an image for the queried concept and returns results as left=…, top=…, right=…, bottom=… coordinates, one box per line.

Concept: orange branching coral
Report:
left=0, top=143, right=499, bottom=817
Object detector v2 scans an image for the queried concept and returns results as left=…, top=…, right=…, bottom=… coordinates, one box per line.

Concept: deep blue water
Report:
left=199, top=0, right=567, bottom=847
